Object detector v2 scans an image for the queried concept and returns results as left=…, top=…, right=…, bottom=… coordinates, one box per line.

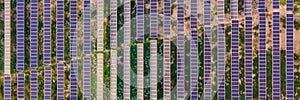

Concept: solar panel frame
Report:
left=4, top=76, right=11, bottom=100
left=44, top=0, right=51, bottom=65
left=204, top=0, right=211, bottom=99
left=272, top=12, right=280, bottom=100
left=231, top=20, right=239, bottom=99
left=30, top=0, right=38, bottom=68
left=286, top=14, right=294, bottom=99
left=30, top=70, right=38, bottom=100
left=164, top=0, right=171, bottom=99
left=17, top=73, right=24, bottom=99
left=17, top=0, right=24, bottom=71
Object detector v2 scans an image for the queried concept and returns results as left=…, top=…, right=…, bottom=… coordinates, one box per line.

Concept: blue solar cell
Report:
left=286, top=14, right=294, bottom=99
left=17, top=74, right=24, bottom=99
left=231, top=20, right=239, bottom=99
left=245, top=17, right=253, bottom=99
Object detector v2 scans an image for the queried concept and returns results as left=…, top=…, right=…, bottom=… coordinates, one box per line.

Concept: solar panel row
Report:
left=84, top=0, right=91, bottom=54
left=259, top=0, right=266, bottom=98
left=217, top=0, right=225, bottom=99
left=4, top=0, right=11, bottom=75
left=17, top=0, right=24, bottom=71
left=83, top=57, right=91, bottom=99
left=286, top=14, right=294, bottom=99
left=17, top=74, right=24, bottom=99
left=177, top=0, right=184, bottom=99
left=272, top=12, right=280, bottom=100
left=150, top=40, right=157, bottom=100
left=124, top=0, right=131, bottom=99
left=97, top=0, right=104, bottom=99
left=110, top=0, right=117, bottom=48
left=57, top=64, right=64, bottom=100
left=204, top=0, right=211, bottom=99
left=44, top=67, right=52, bottom=100
left=286, top=0, right=293, bottom=11
left=244, top=0, right=252, bottom=17
left=150, top=0, right=158, bottom=39
left=57, top=0, right=64, bottom=61
left=70, top=0, right=77, bottom=99
left=44, top=0, right=51, bottom=65
left=231, top=20, right=239, bottom=99
left=70, top=60, right=78, bottom=100
left=4, top=76, right=11, bottom=100
left=110, top=0, right=117, bottom=99
left=190, top=0, right=198, bottom=99
left=137, top=0, right=144, bottom=42
left=273, top=0, right=280, bottom=9
left=110, top=50, right=117, bottom=100
left=230, top=0, right=238, bottom=19
left=30, top=70, right=38, bottom=100
left=137, top=44, right=144, bottom=99
left=164, top=0, right=171, bottom=99
left=30, top=0, right=38, bottom=68
left=245, top=17, right=253, bottom=99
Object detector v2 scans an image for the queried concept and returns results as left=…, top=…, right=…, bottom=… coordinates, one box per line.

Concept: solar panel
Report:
left=30, top=0, right=38, bottom=68
left=217, top=0, right=225, bottom=99
left=84, top=0, right=91, bottom=55
left=17, top=73, right=24, bottom=99
left=4, top=76, right=11, bottom=100
left=272, top=12, right=280, bottom=100
left=17, top=0, right=24, bottom=71
left=83, top=57, right=91, bottom=99
left=286, top=14, right=294, bottom=99
left=30, top=70, right=38, bottom=100
left=273, top=0, right=279, bottom=9
left=57, top=64, right=64, bottom=100
left=137, top=0, right=144, bottom=42
left=44, top=0, right=51, bottom=65
left=110, top=0, right=117, bottom=99
left=164, top=0, right=171, bottom=99
left=97, top=0, right=104, bottom=99
left=177, top=0, right=184, bottom=99
left=110, top=0, right=117, bottom=48
left=44, top=67, right=52, bottom=100
left=70, top=60, right=78, bottom=100
left=190, top=0, right=198, bottom=99
left=259, top=0, right=266, bottom=99
left=150, top=0, right=157, bottom=39
left=244, top=0, right=252, bottom=16
left=57, top=0, right=64, bottom=61
left=245, top=17, right=253, bottom=99
left=231, top=20, right=239, bottom=99
left=70, top=0, right=77, bottom=58
left=204, top=0, right=211, bottom=99
left=137, top=44, right=144, bottom=99
left=286, top=0, right=293, bottom=11
left=150, top=40, right=157, bottom=100
left=4, top=0, right=11, bottom=75
left=123, top=0, right=131, bottom=99
left=110, top=50, right=117, bottom=100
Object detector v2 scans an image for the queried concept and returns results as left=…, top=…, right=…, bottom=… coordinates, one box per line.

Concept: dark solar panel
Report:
left=150, top=0, right=157, bottom=39
left=44, top=67, right=52, bottom=100
left=4, top=76, right=11, bottom=100
left=30, top=0, right=38, bottom=68
left=30, top=70, right=38, bottom=99
left=272, top=12, right=280, bottom=100
left=286, top=0, right=293, bottom=11
left=286, top=14, right=294, bottom=99
left=231, top=20, right=239, bottom=99
left=70, top=60, right=78, bottom=100
left=17, top=74, right=24, bottom=99
left=137, top=0, right=144, bottom=42
left=204, top=0, right=211, bottom=99
left=17, top=0, right=24, bottom=71
left=273, top=0, right=279, bottom=9
left=177, top=0, right=184, bottom=99
left=44, top=0, right=51, bottom=64
left=245, top=17, right=253, bottom=99
left=84, top=57, right=91, bottom=99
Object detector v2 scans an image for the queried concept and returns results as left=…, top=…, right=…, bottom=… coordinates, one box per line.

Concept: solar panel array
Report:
left=56, top=0, right=64, bottom=99
left=17, top=0, right=24, bottom=71
left=30, top=0, right=38, bottom=68
left=258, top=0, right=266, bottom=99
left=137, top=0, right=144, bottom=42
left=4, top=0, right=11, bottom=75
left=272, top=0, right=280, bottom=98
left=286, top=13, right=294, bottom=99
left=83, top=0, right=91, bottom=99
left=70, top=0, right=78, bottom=99
left=137, top=44, right=144, bottom=99
left=83, top=57, right=91, bottom=99
left=190, top=0, right=198, bottom=99
left=231, top=20, right=239, bottom=99
left=110, top=0, right=117, bottom=99
left=286, top=0, right=294, bottom=11
left=150, top=1, right=157, bottom=99
left=204, top=0, right=211, bottom=99
left=17, top=74, right=24, bottom=99
left=44, top=0, right=51, bottom=65
left=97, top=0, right=104, bottom=99
left=245, top=17, right=253, bottom=100
left=44, top=67, right=52, bottom=100
left=164, top=0, right=171, bottom=99
left=217, top=0, right=225, bottom=99
left=177, top=0, right=184, bottom=99
left=4, top=76, right=11, bottom=100
left=150, top=0, right=158, bottom=39
left=30, top=70, right=38, bottom=100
